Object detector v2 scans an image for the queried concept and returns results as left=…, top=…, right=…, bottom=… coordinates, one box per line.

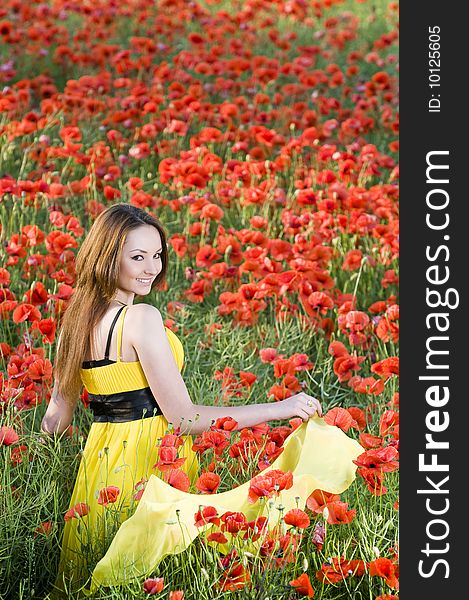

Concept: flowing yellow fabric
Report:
left=52, top=306, right=363, bottom=598
left=84, top=416, right=363, bottom=595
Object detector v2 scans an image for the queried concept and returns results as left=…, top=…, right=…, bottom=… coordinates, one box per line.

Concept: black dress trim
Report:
left=82, top=358, right=116, bottom=369
left=88, top=387, right=163, bottom=423
left=82, top=305, right=126, bottom=369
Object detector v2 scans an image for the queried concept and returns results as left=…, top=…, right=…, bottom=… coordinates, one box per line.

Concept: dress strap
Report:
left=104, top=305, right=126, bottom=360
left=115, top=305, right=129, bottom=363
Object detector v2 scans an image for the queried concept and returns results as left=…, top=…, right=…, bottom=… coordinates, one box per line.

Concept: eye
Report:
left=131, top=253, right=161, bottom=260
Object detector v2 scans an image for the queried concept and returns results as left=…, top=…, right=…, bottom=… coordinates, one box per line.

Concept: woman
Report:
left=42, top=203, right=362, bottom=597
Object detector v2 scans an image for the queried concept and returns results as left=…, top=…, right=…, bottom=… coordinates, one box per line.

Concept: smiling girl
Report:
left=42, top=203, right=360, bottom=597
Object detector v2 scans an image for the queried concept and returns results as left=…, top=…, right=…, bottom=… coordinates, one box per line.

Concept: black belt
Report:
left=88, top=388, right=163, bottom=423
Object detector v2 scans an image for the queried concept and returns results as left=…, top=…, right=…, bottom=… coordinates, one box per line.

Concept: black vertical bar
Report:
left=401, top=2, right=465, bottom=597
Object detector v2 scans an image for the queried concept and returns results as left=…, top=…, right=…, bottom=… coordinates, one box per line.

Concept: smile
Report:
left=136, top=278, right=152, bottom=284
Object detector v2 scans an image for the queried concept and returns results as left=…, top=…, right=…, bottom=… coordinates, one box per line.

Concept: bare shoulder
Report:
left=126, top=304, right=164, bottom=343
left=127, top=303, right=162, bottom=319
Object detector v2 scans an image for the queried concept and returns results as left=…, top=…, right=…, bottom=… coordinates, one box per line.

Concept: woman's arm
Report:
left=176, top=394, right=321, bottom=435
left=41, top=380, right=77, bottom=436
left=128, top=304, right=322, bottom=435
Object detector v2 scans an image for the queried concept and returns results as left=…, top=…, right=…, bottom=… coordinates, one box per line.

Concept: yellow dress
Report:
left=53, top=305, right=363, bottom=597
left=53, top=305, right=198, bottom=598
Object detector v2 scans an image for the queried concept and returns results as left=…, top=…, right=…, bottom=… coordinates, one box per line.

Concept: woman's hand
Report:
left=277, top=392, right=323, bottom=422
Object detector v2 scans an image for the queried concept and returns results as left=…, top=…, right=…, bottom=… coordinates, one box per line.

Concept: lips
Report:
left=136, top=278, right=152, bottom=284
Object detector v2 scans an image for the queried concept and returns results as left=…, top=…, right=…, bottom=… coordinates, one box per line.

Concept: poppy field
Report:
left=0, top=0, right=399, bottom=598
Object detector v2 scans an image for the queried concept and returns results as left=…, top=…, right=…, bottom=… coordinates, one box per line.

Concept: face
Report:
left=116, top=225, right=163, bottom=299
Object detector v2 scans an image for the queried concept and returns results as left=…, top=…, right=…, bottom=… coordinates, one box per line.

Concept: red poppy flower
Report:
left=229, top=436, right=262, bottom=465
left=169, top=592, right=184, bottom=600
left=133, top=478, right=148, bottom=502
left=154, top=446, right=187, bottom=472
left=207, top=532, right=228, bottom=544
left=347, top=559, right=367, bottom=577
left=324, top=501, right=356, bottom=524
left=127, top=177, right=144, bottom=191
left=243, top=516, right=268, bottom=542
left=195, top=244, right=222, bottom=268
left=211, top=416, right=238, bottom=432
left=284, top=508, right=310, bottom=529
left=31, top=318, right=56, bottom=345
left=12, top=303, right=42, bottom=324
left=59, top=126, right=81, bottom=142
left=289, top=572, right=315, bottom=597
left=347, top=406, right=367, bottom=430
left=220, top=511, right=247, bottom=534
left=34, top=521, right=54, bottom=536
left=248, top=469, right=293, bottom=503
left=289, top=417, right=303, bottom=430
left=353, top=446, right=399, bottom=472
left=0, top=426, right=19, bottom=446
left=27, top=358, right=53, bottom=381
left=368, top=557, right=399, bottom=589
left=328, top=340, right=349, bottom=358
left=316, top=558, right=350, bottom=584
left=386, top=304, right=399, bottom=321
left=259, top=347, right=279, bottom=363
left=369, top=300, right=387, bottom=314
left=333, top=355, right=365, bottom=382
left=375, top=316, right=399, bottom=343
left=290, top=353, right=315, bottom=372
left=23, top=278, right=47, bottom=302
left=258, top=440, right=284, bottom=470
left=324, top=407, right=358, bottom=432
left=192, top=430, right=230, bottom=456
left=194, top=506, right=220, bottom=528
left=379, top=410, right=400, bottom=437
left=344, top=310, right=370, bottom=332
left=103, top=185, right=121, bottom=201
left=359, top=433, right=383, bottom=449
left=97, top=486, right=120, bottom=506
left=45, top=231, right=78, bottom=256
left=307, top=291, right=334, bottom=315
left=306, top=489, right=340, bottom=514
left=10, top=445, right=32, bottom=466
left=371, top=357, right=399, bottom=379
left=218, top=562, right=250, bottom=591
left=341, top=249, right=363, bottom=271
left=200, top=203, right=224, bottom=222
left=143, top=577, right=164, bottom=595
left=166, top=469, right=190, bottom=492
left=358, top=467, right=388, bottom=496
left=160, top=433, right=185, bottom=448
left=64, top=502, right=90, bottom=521
left=196, top=472, right=221, bottom=494
left=273, top=357, right=298, bottom=378
left=349, top=376, right=385, bottom=395
left=0, top=20, right=13, bottom=37
left=372, top=71, right=391, bottom=88
left=260, top=536, right=276, bottom=558
left=317, top=556, right=365, bottom=583
left=268, top=425, right=292, bottom=446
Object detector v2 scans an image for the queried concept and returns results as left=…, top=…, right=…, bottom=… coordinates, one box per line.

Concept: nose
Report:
left=144, top=261, right=158, bottom=276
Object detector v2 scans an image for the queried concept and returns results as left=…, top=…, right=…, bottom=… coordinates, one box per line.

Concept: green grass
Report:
left=0, top=0, right=398, bottom=597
